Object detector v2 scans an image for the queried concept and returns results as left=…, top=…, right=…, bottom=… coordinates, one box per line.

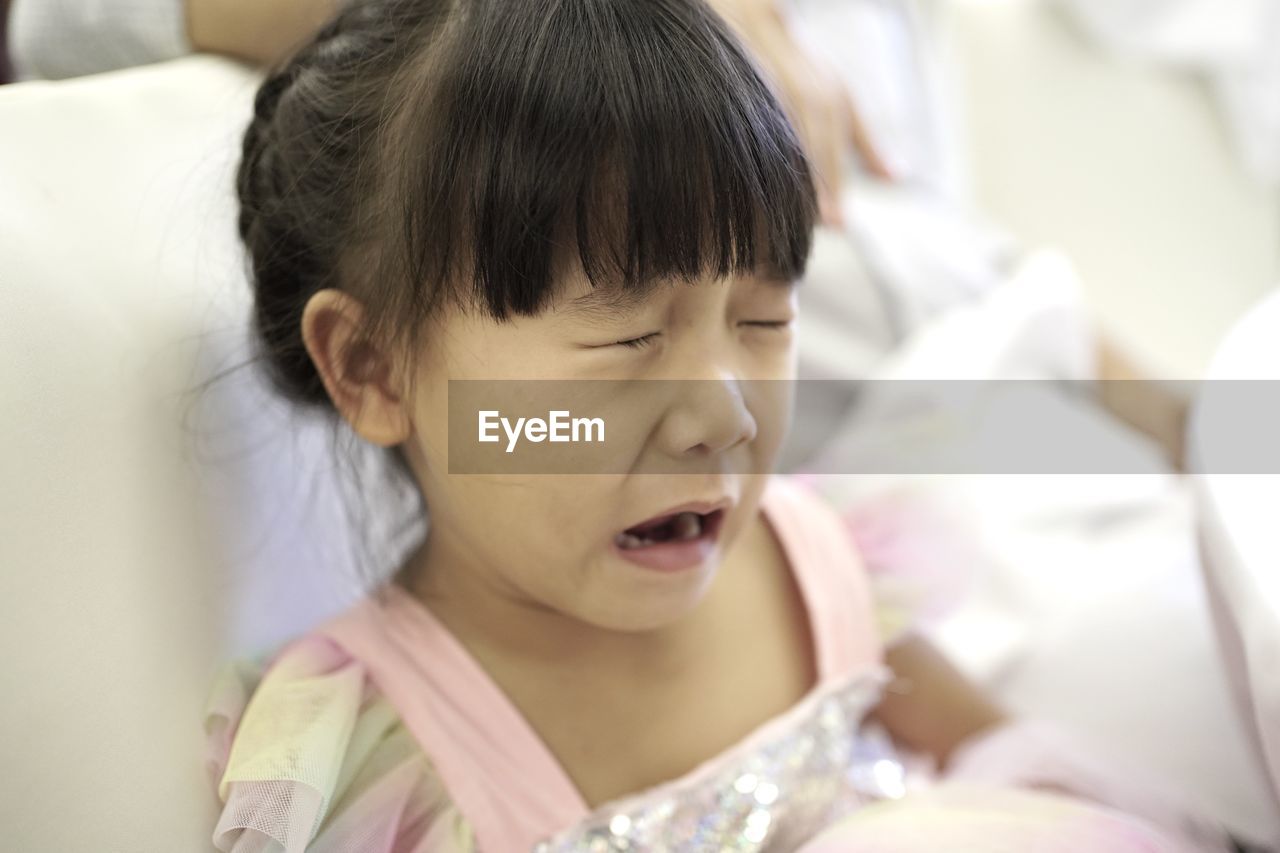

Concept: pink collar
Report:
left=315, top=476, right=881, bottom=850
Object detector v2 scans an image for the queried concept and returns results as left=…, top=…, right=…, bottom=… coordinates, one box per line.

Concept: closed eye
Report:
left=740, top=320, right=792, bottom=329
left=612, top=332, right=661, bottom=349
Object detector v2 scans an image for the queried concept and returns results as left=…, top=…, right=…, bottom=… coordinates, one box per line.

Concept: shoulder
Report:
left=761, top=475, right=865, bottom=567
left=203, top=631, right=475, bottom=852
left=764, top=475, right=922, bottom=651
left=759, top=476, right=893, bottom=670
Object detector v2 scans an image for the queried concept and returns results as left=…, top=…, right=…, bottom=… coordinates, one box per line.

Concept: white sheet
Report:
left=1059, top=0, right=1280, bottom=187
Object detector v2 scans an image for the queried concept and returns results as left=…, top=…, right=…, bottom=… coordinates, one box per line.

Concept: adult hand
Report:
left=707, top=0, right=894, bottom=227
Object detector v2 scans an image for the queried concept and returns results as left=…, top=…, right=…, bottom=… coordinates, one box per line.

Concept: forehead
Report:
left=553, top=261, right=797, bottom=321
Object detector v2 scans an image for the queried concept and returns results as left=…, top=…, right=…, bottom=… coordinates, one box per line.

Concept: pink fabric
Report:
left=309, top=475, right=885, bottom=852
left=802, top=474, right=985, bottom=639
left=939, top=718, right=1236, bottom=851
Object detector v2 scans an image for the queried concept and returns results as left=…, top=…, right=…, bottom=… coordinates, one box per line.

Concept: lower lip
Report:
left=611, top=511, right=724, bottom=573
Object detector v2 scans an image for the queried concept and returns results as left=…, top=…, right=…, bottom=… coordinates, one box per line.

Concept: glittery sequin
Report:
left=533, top=669, right=904, bottom=852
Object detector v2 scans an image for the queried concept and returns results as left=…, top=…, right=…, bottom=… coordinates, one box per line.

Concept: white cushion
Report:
left=0, top=55, right=387, bottom=851
left=1190, top=289, right=1280, bottom=829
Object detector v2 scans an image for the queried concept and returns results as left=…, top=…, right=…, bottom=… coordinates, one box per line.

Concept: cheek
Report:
left=747, top=376, right=796, bottom=459
left=761, top=333, right=799, bottom=455
left=450, top=476, right=618, bottom=569
left=776, top=329, right=799, bottom=375
left=410, top=378, right=451, bottom=472
left=742, top=327, right=799, bottom=381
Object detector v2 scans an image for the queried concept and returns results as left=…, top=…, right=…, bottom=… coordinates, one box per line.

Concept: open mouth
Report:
left=613, top=507, right=726, bottom=551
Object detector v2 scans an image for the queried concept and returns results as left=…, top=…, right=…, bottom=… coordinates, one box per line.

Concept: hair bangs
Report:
left=383, top=0, right=818, bottom=323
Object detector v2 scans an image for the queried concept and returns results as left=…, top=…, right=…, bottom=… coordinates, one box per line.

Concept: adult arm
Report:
left=185, top=0, right=338, bottom=67
left=865, top=630, right=1010, bottom=771
left=707, top=0, right=892, bottom=226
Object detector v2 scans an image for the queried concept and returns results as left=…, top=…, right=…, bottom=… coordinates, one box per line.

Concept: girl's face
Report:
left=401, top=265, right=799, bottom=632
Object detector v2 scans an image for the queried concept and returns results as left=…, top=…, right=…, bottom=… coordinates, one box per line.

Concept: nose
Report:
left=655, top=370, right=759, bottom=459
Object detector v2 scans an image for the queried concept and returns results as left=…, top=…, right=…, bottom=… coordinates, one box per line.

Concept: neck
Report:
left=395, top=529, right=729, bottom=682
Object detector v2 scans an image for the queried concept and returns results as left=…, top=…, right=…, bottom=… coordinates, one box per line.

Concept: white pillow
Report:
left=1190, top=290, right=1280, bottom=835
left=0, top=55, right=394, bottom=851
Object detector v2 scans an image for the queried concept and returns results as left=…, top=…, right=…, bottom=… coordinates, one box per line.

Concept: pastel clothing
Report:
left=204, top=476, right=1225, bottom=852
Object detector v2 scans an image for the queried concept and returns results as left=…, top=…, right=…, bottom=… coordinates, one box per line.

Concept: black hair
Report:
left=231, top=0, right=817, bottom=585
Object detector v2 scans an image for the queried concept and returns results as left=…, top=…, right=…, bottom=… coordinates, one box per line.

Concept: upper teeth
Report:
left=615, top=511, right=703, bottom=549
left=672, top=512, right=701, bottom=540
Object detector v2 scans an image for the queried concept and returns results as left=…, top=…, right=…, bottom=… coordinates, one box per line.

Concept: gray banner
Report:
left=445, top=379, right=1280, bottom=474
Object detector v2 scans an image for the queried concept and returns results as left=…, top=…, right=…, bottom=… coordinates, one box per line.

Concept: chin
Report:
left=586, top=558, right=722, bottom=633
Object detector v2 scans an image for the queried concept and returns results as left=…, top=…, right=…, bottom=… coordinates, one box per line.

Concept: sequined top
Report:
left=204, top=476, right=1221, bottom=853
left=532, top=670, right=909, bottom=853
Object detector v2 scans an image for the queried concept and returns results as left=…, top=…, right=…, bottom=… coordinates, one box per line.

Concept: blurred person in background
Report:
left=1, top=0, right=1193, bottom=469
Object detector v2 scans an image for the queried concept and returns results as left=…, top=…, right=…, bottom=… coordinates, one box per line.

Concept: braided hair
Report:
left=236, top=0, right=443, bottom=409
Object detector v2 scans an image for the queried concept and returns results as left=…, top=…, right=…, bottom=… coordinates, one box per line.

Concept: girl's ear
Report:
left=301, top=289, right=411, bottom=446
